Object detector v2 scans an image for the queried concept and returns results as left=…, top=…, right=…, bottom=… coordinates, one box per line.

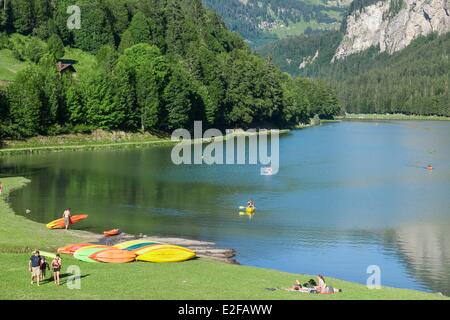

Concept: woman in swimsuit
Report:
left=51, top=254, right=62, bottom=285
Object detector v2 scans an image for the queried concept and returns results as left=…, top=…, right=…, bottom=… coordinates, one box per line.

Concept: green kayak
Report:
left=74, top=246, right=109, bottom=263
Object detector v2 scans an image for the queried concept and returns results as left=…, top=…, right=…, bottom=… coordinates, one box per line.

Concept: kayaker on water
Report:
left=247, top=200, right=255, bottom=209
left=427, top=164, right=433, bottom=171
left=63, top=208, right=72, bottom=230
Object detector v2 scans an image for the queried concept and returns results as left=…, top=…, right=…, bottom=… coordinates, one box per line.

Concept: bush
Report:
left=72, top=124, right=95, bottom=134
left=46, top=125, right=72, bottom=136
left=0, top=33, right=10, bottom=49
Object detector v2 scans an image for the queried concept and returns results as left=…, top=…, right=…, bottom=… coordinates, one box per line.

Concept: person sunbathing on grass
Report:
left=286, top=280, right=313, bottom=293
left=316, top=275, right=342, bottom=294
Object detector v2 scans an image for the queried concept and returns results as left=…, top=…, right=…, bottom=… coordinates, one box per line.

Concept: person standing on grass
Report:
left=29, top=251, right=41, bottom=286
left=51, top=254, right=62, bottom=285
left=40, top=257, right=50, bottom=281
left=63, top=208, right=72, bottom=230
left=0, top=181, right=3, bottom=195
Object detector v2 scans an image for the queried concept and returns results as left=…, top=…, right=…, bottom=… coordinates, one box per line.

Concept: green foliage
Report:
left=328, top=33, right=450, bottom=116
left=203, top=0, right=347, bottom=48
left=0, top=87, right=8, bottom=139
left=7, top=66, right=43, bottom=136
left=72, top=0, right=115, bottom=52
left=164, top=65, right=193, bottom=130
left=47, top=34, right=64, bottom=60
left=0, top=0, right=339, bottom=139
left=10, top=0, right=33, bottom=34
left=258, top=30, right=343, bottom=77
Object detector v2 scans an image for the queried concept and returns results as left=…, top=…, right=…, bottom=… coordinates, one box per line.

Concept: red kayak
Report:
left=57, top=243, right=92, bottom=255
left=46, top=214, right=88, bottom=229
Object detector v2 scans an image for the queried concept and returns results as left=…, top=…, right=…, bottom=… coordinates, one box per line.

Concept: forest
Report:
left=0, top=0, right=340, bottom=141
left=259, top=22, right=450, bottom=116
left=203, top=0, right=346, bottom=47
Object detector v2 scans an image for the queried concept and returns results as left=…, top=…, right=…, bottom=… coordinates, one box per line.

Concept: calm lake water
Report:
left=1, top=121, right=450, bottom=295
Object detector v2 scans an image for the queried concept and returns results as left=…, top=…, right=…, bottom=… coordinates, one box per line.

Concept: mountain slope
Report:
left=203, top=0, right=350, bottom=48
left=334, top=0, right=450, bottom=60
left=258, top=0, right=450, bottom=116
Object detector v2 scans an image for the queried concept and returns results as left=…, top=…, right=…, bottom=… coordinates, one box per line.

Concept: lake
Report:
left=1, top=120, right=450, bottom=295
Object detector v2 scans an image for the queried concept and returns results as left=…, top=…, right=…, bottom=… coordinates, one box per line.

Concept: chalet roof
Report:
left=57, top=62, right=76, bottom=73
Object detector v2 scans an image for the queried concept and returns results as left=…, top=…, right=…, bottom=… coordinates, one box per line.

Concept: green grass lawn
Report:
left=1, top=253, right=447, bottom=300
left=0, top=177, right=96, bottom=253
left=63, top=47, right=97, bottom=76
left=0, top=177, right=447, bottom=300
left=0, top=49, right=27, bottom=82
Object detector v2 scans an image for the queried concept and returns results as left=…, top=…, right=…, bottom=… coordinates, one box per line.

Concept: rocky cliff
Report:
left=334, top=0, right=450, bottom=60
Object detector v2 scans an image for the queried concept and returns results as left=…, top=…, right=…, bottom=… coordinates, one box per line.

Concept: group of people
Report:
left=290, top=275, right=342, bottom=294
left=29, top=250, right=62, bottom=286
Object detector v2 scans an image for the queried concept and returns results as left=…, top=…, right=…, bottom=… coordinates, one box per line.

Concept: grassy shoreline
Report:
left=0, top=129, right=291, bottom=156
left=338, top=113, right=450, bottom=121
left=0, top=177, right=447, bottom=300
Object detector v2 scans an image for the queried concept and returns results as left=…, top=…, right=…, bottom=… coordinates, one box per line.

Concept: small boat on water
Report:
left=103, top=229, right=121, bottom=237
left=261, top=167, right=273, bottom=176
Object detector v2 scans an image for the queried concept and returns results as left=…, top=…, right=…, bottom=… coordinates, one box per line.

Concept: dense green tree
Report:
left=0, top=87, right=8, bottom=139
left=128, top=11, right=150, bottom=45
left=0, top=0, right=340, bottom=140
left=0, top=0, right=13, bottom=33
left=111, top=58, right=138, bottom=130
left=24, top=37, right=47, bottom=63
left=96, top=45, right=118, bottom=74
left=47, top=34, right=65, bottom=60
left=136, top=55, right=170, bottom=131
left=163, top=65, right=193, bottom=130
left=72, top=0, right=115, bottom=52
left=10, top=0, right=33, bottom=34
left=7, top=66, right=43, bottom=136
left=32, top=0, right=52, bottom=31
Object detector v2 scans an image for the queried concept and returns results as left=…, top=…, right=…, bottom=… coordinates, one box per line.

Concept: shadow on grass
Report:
left=40, top=273, right=90, bottom=286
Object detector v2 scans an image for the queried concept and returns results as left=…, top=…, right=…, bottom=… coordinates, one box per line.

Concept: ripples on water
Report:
left=2, top=121, right=450, bottom=295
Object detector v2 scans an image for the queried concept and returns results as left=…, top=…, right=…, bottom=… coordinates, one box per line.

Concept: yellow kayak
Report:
left=114, top=239, right=158, bottom=250
left=136, top=245, right=196, bottom=263
left=246, top=207, right=255, bottom=214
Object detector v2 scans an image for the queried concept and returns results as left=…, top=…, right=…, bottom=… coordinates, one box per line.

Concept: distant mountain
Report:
left=202, top=0, right=350, bottom=48
left=258, top=0, right=450, bottom=116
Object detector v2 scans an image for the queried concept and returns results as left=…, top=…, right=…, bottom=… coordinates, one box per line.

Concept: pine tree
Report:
left=47, top=34, right=65, bottom=60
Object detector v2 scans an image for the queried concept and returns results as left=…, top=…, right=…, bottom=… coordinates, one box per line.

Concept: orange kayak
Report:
left=103, top=229, right=121, bottom=237
left=57, top=243, right=92, bottom=255
left=90, top=249, right=136, bottom=264
left=46, top=214, right=88, bottom=229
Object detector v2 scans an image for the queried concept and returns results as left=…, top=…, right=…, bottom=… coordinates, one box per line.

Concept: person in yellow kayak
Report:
left=63, top=208, right=72, bottom=230
left=247, top=200, right=255, bottom=209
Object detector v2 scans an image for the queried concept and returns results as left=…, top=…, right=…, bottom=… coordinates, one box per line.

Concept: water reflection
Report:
left=2, top=121, right=450, bottom=295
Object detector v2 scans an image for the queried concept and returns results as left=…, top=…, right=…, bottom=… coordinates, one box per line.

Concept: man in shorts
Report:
left=63, top=208, right=72, bottom=230
left=29, top=251, right=41, bottom=286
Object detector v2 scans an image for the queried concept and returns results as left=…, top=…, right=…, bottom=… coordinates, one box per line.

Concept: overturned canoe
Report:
left=90, top=249, right=136, bottom=264
left=46, top=215, right=88, bottom=229
left=136, top=245, right=196, bottom=263
left=57, top=243, right=92, bottom=255
left=124, top=242, right=160, bottom=251
left=73, top=245, right=110, bottom=263
left=114, top=239, right=160, bottom=250
left=103, top=229, right=121, bottom=237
